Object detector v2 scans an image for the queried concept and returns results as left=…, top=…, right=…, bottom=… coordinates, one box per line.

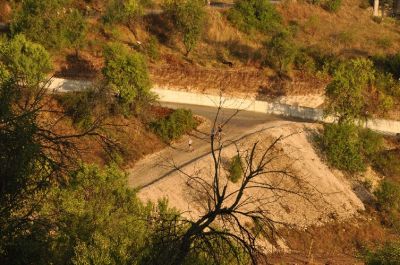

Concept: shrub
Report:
left=11, top=0, right=86, bottom=50
left=363, top=241, right=400, bottom=265
left=57, top=90, right=99, bottom=129
left=103, top=0, right=142, bottom=25
left=373, top=151, right=400, bottom=178
left=359, top=129, right=383, bottom=160
left=323, top=0, right=342, bottom=12
left=266, top=31, right=297, bottom=75
left=150, top=109, right=198, bottom=142
left=375, top=180, right=400, bottom=229
left=376, top=37, right=392, bottom=49
left=373, top=53, right=400, bottom=79
left=228, top=155, right=243, bottom=183
left=163, top=0, right=206, bottom=56
left=147, top=35, right=160, bottom=61
left=321, top=123, right=366, bottom=173
left=294, top=50, right=316, bottom=73
left=227, top=0, right=282, bottom=34
left=102, top=43, right=152, bottom=109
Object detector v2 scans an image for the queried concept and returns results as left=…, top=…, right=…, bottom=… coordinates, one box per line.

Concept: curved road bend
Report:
left=128, top=102, right=291, bottom=189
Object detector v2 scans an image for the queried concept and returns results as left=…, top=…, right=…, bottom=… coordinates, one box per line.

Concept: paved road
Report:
left=128, top=102, right=287, bottom=189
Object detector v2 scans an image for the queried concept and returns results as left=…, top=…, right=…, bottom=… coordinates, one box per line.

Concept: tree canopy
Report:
left=102, top=43, right=152, bottom=107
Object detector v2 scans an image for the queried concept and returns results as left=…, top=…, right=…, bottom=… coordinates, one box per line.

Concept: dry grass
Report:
left=278, top=0, right=400, bottom=57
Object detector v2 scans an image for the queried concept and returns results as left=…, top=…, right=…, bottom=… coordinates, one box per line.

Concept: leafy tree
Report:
left=102, top=43, right=152, bottom=109
left=325, top=58, right=375, bottom=123
left=103, top=0, right=143, bottom=25
left=164, top=0, right=206, bottom=56
left=63, top=9, right=88, bottom=57
left=0, top=38, right=112, bottom=264
left=11, top=0, right=66, bottom=49
left=228, top=0, right=282, bottom=34
left=266, top=31, right=297, bottom=76
left=0, top=35, right=52, bottom=87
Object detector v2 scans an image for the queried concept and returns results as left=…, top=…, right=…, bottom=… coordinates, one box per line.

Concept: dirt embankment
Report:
left=138, top=122, right=365, bottom=252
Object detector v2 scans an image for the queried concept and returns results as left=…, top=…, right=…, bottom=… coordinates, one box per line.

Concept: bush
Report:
left=363, top=241, right=400, bottom=265
left=147, top=35, right=160, bottom=61
left=373, top=53, right=400, bottom=79
left=266, top=31, right=297, bottom=75
left=11, top=0, right=86, bottom=50
left=227, top=0, right=282, bottom=34
left=150, top=109, right=198, bottom=142
left=163, top=0, right=206, bottom=55
left=373, top=151, right=400, bottom=178
left=294, top=50, right=316, bottom=73
left=323, top=0, right=342, bottom=12
left=228, top=155, right=243, bottom=183
left=102, top=43, right=153, bottom=110
left=103, top=0, right=142, bottom=25
left=321, top=123, right=366, bottom=173
left=374, top=180, right=400, bottom=229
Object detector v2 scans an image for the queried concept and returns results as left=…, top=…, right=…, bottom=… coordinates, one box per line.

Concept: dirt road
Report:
left=128, top=103, right=287, bottom=188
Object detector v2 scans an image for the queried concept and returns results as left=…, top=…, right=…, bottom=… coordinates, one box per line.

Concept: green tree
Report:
left=164, top=0, right=206, bottom=56
left=228, top=0, right=282, bottom=34
left=102, top=43, right=152, bottom=109
left=11, top=0, right=71, bottom=49
left=266, top=31, right=297, bottom=76
left=325, top=58, right=375, bottom=123
left=103, top=0, right=143, bottom=25
left=0, top=35, right=52, bottom=87
left=63, top=9, right=88, bottom=58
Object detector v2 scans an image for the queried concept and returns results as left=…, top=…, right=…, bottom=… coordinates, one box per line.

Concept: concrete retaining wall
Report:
left=48, top=78, right=400, bottom=135
left=153, top=87, right=400, bottom=135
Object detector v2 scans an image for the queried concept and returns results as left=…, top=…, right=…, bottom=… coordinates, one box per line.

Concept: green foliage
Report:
left=373, top=151, right=400, bottom=178
left=374, top=180, right=400, bottom=230
left=150, top=109, right=197, bottom=142
left=103, top=43, right=152, bottom=108
left=228, top=0, right=282, bottom=34
left=57, top=87, right=108, bottom=129
left=63, top=9, right=88, bottom=56
left=146, top=35, right=160, bottom=61
left=323, top=0, right=342, bottom=12
left=11, top=0, right=86, bottom=50
left=164, top=0, right=206, bottom=55
left=0, top=35, right=52, bottom=87
left=320, top=123, right=382, bottom=173
left=325, top=58, right=375, bottom=123
left=228, top=155, right=243, bottom=183
left=103, top=0, right=142, bottom=25
left=321, top=123, right=366, bottom=172
left=41, top=164, right=155, bottom=264
left=373, top=53, right=400, bottom=79
left=363, top=241, right=400, bottom=265
left=359, top=128, right=384, bottom=160
left=294, top=49, right=317, bottom=73
left=266, top=31, right=297, bottom=75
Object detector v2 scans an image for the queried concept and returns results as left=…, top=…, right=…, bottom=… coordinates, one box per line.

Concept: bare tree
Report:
left=147, top=103, right=313, bottom=265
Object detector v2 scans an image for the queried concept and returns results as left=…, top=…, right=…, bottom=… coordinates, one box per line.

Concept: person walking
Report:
left=188, top=138, right=193, bottom=152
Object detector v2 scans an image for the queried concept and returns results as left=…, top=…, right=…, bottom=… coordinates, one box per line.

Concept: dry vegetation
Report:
left=279, top=0, right=400, bottom=56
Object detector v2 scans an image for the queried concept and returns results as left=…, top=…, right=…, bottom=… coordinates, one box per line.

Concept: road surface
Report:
left=128, top=102, right=289, bottom=189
